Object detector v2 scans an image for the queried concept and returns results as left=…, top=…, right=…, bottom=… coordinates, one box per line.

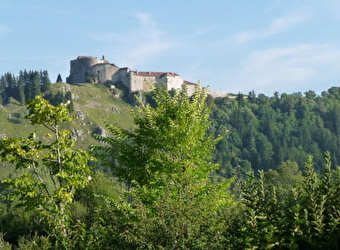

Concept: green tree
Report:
left=0, top=77, right=4, bottom=105
left=93, top=84, right=236, bottom=249
left=17, top=76, right=25, bottom=104
left=239, top=153, right=340, bottom=249
left=0, top=96, right=93, bottom=249
left=56, top=74, right=63, bottom=83
left=265, top=160, right=303, bottom=196
left=32, top=71, right=41, bottom=97
left=40, top=70, right=51, bottom=92
left=94, top=85, right=221, bottom=188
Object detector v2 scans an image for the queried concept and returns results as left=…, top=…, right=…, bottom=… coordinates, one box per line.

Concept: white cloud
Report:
left=135, top=12, right=152, bottom=26
left=192, top=25, right=216, bottom=37
left=0, top=23, right=10, bottom=35
left=235, top=32, right=252, bottom=44
left=265, top=0, right=282, bottom=12
left=123, top=39, right=174, bottom=68
left=88, top=12, right=175, bottom=68
left=225, top=43, right=340, bottom=94
left=89, top=33, right=123, bottom=42
left=120, top=12, right=174, bottom=67
left=326, top=0, right=340, bottom=17
left=234, top=10, right=312, bottom=44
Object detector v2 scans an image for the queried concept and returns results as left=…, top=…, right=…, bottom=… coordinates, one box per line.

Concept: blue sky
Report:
left=0, top=0, right=340, bottom=95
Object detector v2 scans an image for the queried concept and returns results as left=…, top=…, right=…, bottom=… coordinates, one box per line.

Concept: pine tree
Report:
left=23, top=70, right=32, bottom=101
left=32, top=71, right=41, bottom=98
left=17, top=77, right=25, bottom=104
left=56, top=74, right=63, bottom=83
left=0, top=76, right=5, bottom=105
left=40, top=70, right=51, bottom=92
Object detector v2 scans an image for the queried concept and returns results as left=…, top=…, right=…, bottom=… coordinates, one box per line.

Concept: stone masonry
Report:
left=67, top=56, right=197, bottom=95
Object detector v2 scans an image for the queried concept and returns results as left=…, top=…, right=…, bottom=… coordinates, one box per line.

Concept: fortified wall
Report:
left=68, top=56, right=119, bottom=84
left=67, top=56, right=197, bottom=95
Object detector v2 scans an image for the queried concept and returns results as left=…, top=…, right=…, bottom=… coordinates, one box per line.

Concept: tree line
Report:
left=209, top=88, right=340, bottom=180
left=0, top=71, right=75, bottom=110
left=2, top=79, right=340, bottom=248
left=0, top=70, right=51, bottom=105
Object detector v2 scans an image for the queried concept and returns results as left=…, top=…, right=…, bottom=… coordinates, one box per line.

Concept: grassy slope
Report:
left=0, top=82, right=134, bottom=178
left=49, top=82, right=134, bottom=149
left=0, top=82, right=133, bottom=146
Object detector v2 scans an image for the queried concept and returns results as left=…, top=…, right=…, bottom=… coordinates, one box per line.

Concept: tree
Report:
left=4, top=73, right=16, bottom=101
left=239, top=153, right=340, bottom=249
left=17, top=76, right=25, bottom=104
left=40, top=70, right=51, bottom=92
left=56, top=74, right=63, bottom=83
left=94, top=84, right=221, bottom=187
left=31, top=71, right=41, bottom=97
left=93, top=84, right=235, bottom=249
left=0, top=77, right=5, bottom=105
left=265, top=160, right=303, bottom=196
left=0, top=96, right=93, bottom=248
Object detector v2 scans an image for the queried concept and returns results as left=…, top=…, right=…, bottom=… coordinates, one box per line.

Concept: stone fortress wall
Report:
left=67, top=56, right=198, bottom=95
left=89, top=63, right=119, bottom=83
left=69, top=56, right=111, bottom=83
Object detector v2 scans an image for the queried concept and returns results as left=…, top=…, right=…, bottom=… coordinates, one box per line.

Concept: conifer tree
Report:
left=41, top=70, right=51, bottom=92
left=32, top=71, right=41, bottom=97
left=17, top=77, right=25, bottom=104
left=56, top=74, right=63, bottom=83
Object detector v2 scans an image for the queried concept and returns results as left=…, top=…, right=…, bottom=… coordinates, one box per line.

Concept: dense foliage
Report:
left=0, top=71, right=51, bottom=105
left=210, top=88, right=340, bottom=178
left=237, top=153, right=340, bottom=249
left=3, top=79, right=340, bottom=249
left=92, top=85, right=235, bottom=249
left=0, top=71, right=74, bottom=110
left=0, top=96, right=93, bottom=248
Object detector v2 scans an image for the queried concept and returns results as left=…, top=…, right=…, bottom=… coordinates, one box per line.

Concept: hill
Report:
left=4, top=81, right=340, bottom=180
left=209, top=88, right=340, bottom=180
left=0, top=82, right=134, bottom=150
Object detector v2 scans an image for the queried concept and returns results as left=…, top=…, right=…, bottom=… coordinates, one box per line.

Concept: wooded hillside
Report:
left=1, top=71, right=340, bottom=249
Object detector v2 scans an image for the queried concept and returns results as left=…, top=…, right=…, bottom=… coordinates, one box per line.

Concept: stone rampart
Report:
left=68, top=56, right=205, bottom=96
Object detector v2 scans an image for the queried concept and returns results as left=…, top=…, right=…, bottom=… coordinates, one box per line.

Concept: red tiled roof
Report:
left=133, top=71, right=179, bottom=77
left=183, top=80, right=197, bottom=86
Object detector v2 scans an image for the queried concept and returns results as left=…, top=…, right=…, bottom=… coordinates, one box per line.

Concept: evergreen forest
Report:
left=210, top=88, right=340, bottom=179
left=1, top=70, right=340, bottom=249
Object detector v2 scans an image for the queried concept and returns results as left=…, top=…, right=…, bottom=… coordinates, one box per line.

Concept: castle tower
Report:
left=68, top=56, right=109, bottom=84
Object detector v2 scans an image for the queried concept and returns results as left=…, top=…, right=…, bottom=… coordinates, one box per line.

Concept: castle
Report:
left=67, top=56, right=197, bottom=95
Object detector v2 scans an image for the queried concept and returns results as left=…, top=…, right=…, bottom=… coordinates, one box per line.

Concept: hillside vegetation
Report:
left=2, top=81, right=340, bottom=249
left=208, top=88, right=340, bottom=181
left=0, top=82, right=133, bottom=149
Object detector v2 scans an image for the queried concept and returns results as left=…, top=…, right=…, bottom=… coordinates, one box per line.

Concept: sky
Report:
left=0, top=0, right=340, bottom=96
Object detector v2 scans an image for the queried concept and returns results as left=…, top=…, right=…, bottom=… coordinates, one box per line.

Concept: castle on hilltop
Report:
left=67, top=56, right=197, bottom=95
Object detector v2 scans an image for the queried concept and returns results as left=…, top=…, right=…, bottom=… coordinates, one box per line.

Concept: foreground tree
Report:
left=240, top=152, right=340, bottom=249
left=95, top=85, right=221, bottom=185
left=0, top=96, right=93, bottom=248
left=93, top=84, right=236, bottom=249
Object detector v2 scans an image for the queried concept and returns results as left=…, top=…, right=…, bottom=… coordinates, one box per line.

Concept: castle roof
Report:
left=183, top=80, right=197, bottom=86
left=76, top=56, right=109, bottom=64
left=77, top=56, right=92, bottom=59
left=133, top=71, right=179, bottom=77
